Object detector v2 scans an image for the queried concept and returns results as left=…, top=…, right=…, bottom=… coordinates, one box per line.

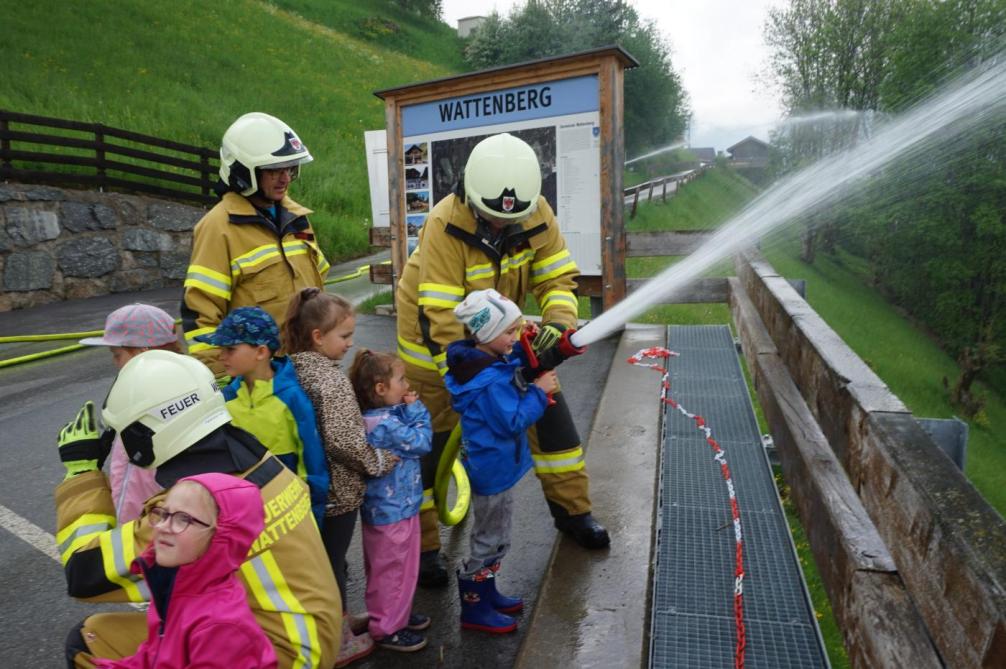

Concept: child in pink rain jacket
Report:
left=97, top=473, right=277, bottom=669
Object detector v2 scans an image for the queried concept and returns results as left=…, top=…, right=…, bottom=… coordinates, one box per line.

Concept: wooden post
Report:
left=0, top=116, right=10, bottom=171
left=597, top=53, right=627, bottom=310
left=630, top=187, right=639, bottom=219
left=661, top=177, right=668, bottom=203
left=200, top=154, right=210, bottom=199
left=95, top=125, right=106, bottom=192
left=384, top=99, right=405, bottom=305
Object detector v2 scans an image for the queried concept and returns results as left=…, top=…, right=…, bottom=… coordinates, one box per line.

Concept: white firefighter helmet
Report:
left=464, top=133, right=541, bottom=221
left=219, top=112, right=313, bottom=196
left=102, top=350, right=231, bottom=468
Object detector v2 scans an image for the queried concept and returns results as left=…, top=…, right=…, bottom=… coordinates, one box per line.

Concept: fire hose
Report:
left=628, top=346, right=747, bottom=669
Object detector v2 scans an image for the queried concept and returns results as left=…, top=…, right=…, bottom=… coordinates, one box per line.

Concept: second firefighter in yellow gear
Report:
left=395, top=132, right=611, bottom=586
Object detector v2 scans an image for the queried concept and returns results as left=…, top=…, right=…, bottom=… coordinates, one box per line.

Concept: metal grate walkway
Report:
left=649, top=325, right=829, bottom=668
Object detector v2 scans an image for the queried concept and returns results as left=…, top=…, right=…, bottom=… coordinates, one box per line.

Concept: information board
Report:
left=400, top=75, right=602, bottom=275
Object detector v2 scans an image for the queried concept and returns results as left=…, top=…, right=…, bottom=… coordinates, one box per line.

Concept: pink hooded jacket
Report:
left=97, top=473, right=277, bottom=669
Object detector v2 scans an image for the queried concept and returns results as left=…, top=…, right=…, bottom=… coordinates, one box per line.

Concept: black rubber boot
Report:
left=418, top=549, right=449, bottom=588
left=549, top=502, right=611, bottom=549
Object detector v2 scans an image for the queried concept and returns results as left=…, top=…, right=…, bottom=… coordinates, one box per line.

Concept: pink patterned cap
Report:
left=80, top=303, right=178, bottom=348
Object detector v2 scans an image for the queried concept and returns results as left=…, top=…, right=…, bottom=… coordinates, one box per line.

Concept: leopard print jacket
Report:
left=290, top=351, right=398, bottom=516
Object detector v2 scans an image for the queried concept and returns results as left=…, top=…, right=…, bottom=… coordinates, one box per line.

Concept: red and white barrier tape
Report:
left=628, top=346, right=747, bottom=669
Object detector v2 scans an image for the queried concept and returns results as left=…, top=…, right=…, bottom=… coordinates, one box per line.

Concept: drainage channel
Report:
left=649, top=325, right=829, bottom=668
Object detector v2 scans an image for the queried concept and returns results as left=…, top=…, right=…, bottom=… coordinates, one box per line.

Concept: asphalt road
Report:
left=0, top=280, right=616, bottom=668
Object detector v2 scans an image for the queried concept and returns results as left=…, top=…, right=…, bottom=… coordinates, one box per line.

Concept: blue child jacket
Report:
left=360, top=401, right=433, bottom=525
left=444, top=339, right=548, bottom=496
left=223, top=356, right=330, bottom=524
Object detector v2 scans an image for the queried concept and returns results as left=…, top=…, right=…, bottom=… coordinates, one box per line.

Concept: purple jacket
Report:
left=97, top=473, right=277, bottom=669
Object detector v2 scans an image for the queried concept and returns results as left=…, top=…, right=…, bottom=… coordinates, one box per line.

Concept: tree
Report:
left=394, top=0, right=443, bottom=21
left=463, top=0, right=688, bottom=157
left=764, top=0, right=1006, bottom=413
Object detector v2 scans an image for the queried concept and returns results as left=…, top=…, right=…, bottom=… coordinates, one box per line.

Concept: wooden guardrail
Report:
left=732, top=250, right=1006, bottom=668
left=0, top=109, right=217, bottom=205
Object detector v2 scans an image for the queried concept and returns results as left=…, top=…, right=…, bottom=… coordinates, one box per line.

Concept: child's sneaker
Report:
left=376, top=628, right=428, bottom=652
left=407, top=613, right=431, bottom=631
left=335, top=618, right=374, bottom=667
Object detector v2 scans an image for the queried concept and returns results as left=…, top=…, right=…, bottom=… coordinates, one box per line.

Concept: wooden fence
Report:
left=625, top=166, right=705, bottom=218
left=0, top=109, right=217, bottom=205
left=732, top=251, right=1006, bottom=667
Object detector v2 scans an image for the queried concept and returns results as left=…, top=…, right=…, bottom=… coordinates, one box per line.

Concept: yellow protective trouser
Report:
left=69, top=611, right=148, bottom=668
left=406, top=361, right=592, bottom=553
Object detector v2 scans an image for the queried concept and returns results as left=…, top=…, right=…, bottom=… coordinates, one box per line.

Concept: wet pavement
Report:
left=0, top=272, right=659, bottom=668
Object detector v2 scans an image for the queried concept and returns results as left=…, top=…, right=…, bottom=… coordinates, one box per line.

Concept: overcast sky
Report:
left=441, top=0, right=785, bottom=153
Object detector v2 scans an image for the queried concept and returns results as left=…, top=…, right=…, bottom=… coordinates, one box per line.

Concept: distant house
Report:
left=457, top=16, right=486, bottom=38
left=726, top=136, right=770, bottom=167
left=688, top=147, right=716, bottom=164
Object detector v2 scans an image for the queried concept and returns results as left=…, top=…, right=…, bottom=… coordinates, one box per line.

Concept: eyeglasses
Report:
left=261, top=166, right=299, bottom=179
left=148, top=506, right=213, bottom=533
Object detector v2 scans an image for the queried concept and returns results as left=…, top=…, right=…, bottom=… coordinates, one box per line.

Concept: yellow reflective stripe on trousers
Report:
left=230, top=244, right=281, bottom=276
left=56, top=513, right=115, bottom=564
left=241, top=551, right=320, bottom=669
left=532, top=447, right=585, bottom=474
left=418, top=282, right=464, bottom=309
left=540, top=289, right=578, bottom=312
left=184, top=264, right=232, bottom=300
left=398, top=336, right=447, bottom=375
left=99, top=521, right=150, bottom=602
left=531, top=250, right=578, bottom=284
left=420, top=488, right=435, bottom=511
left=465, top=262, right=495, bottom=281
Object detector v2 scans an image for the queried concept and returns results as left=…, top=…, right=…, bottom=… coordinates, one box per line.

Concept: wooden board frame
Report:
left=375, top=46, right=637, bottom=310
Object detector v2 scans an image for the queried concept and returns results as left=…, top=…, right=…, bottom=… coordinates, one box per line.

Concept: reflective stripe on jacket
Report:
left=395, top=194, right=579, bottom=376
left=182, top=193, right=329, bottom=377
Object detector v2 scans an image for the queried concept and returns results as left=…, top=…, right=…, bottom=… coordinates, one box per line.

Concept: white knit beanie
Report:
left=453, top=289, right=523, bottom=343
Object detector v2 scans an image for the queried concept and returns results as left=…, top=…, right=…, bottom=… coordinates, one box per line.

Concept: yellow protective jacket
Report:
left=396, top=194, right=579, bottom=376
left=55, top=450, right=339, bottom=669
left=182, top=192, right=330, bottom=376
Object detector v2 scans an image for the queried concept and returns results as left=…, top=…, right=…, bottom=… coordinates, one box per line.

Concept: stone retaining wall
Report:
left=0, top=183, right=206, bottom=311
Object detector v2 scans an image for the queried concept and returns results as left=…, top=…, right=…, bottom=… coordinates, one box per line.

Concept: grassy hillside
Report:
left=0, top=0, right=465, bottom=260
left=626, top=167, right=758, bottom=325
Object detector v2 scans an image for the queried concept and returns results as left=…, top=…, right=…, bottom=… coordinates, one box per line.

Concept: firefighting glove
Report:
left=531, top=323, right=565, bottom=353
left=57, top=401, right=114, bottom=480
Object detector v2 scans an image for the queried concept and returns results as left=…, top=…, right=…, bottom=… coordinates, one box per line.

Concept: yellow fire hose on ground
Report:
left=0, top=260, right=389, bottom=369
left=433, top=422, right=471, bottom=525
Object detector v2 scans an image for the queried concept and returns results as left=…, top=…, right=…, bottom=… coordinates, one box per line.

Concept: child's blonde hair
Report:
left=348, top=349, right=401, bottom=411
left=283, top=288, right=353, bottom=354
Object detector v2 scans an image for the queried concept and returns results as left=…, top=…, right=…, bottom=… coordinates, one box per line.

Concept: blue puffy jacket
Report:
left=360, top=401, right=432, bottom=525
left=444, top=339, right=548, bottom=496
left=223, top=356, right=330, bottom=524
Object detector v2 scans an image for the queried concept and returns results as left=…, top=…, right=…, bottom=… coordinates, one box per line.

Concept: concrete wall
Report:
left=0, top=183, right=205, bottom=311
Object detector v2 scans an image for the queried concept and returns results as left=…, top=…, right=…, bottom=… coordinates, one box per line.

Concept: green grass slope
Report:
left=627, top=167, right=758, bottom=325
left=0, top=0, right=465, bottom=260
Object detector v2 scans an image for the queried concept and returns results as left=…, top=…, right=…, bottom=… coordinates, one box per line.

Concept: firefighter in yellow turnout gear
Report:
left=182, top=112, right=329, bottom=378
left=395, top=133, right=610, bottom=586
left=55, top=351, right=339, bottom=669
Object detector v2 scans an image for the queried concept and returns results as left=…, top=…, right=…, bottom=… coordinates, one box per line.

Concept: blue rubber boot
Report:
left=458, top=570, right=518, bottom=634
left=487, top=562, right=523, bottom=613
